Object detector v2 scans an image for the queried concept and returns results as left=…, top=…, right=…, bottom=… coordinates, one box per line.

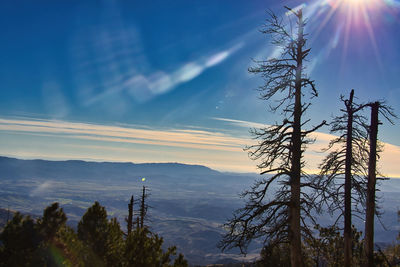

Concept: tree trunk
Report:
left=140, top=186, right=146, bottom=229
left=364, top=102, right=379, bottom=267
left=290, top=8, right=303, bottom=267
left=344, top=89, right=355, bottom=267
left=127, top=195, right=134, bottom=235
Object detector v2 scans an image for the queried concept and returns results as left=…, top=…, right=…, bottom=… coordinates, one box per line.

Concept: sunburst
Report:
left=300, top=0, right=397, bottom=73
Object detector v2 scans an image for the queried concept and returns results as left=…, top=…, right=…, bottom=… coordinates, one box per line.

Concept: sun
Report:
left=343, top=0, right=382, bottom=10
left=326, top=0, right=382, bottom=11
left=347, top=0, right=364, bottom=5
left=346, top=0, right=370, bottom=6
left=305, top=0, right=389, bottom=74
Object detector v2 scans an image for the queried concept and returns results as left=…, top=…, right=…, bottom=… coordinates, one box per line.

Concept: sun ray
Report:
left=361, top=4, right=385, bottom=73
left=303, top=0, right=396, bottom=78
left=309, top=0, right=342, bottom=43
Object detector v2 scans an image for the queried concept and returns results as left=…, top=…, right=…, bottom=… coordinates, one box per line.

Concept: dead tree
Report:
left=218, top=7, right=325, bottom=266
left=139, top=186, right=149, bottom=229
left=126, top=195, right=134, bottom=235
left=364, top=101, right=396, bottom=267
left=318, top=89, right=370, bottom=267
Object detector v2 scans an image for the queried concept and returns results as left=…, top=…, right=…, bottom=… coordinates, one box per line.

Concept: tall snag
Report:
left=318, top=89, right=369, bottom=267
left=139, top=186, right=149, bottom=230
left=126, top=195, right=134, bottom=235
left=364, top=102, right=396, bottom=267
left=218, top=7, right=325, bottom=266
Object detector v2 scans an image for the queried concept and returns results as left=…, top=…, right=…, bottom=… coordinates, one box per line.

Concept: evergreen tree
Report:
left=78, top=201, right=123, bottom=266
left=124, top=228, right=178, bottom=267
left=37, top=202, right=67, bottom=242
left=0, top=213, right=41, bottom=266
left=78, top=201, right=109, bottom=258
left=0, top=199, right=188, bottom=267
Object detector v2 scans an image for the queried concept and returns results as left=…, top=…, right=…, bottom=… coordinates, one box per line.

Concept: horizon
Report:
left=1, top=151, right=400, bottom=179
left=1, top=0, right=400, bottom=176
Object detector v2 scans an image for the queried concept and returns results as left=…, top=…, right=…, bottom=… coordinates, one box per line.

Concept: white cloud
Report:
left=205, top=51, right=230, bottom=67
left=1, top=117, right=399, bottom=176
left=125, top=43, right=244, bottom=99
left=83, top=42, right=244, bottom=105
left=213, top=117, right=267, bottom=129
left=214, top=117, right=400, bottom=177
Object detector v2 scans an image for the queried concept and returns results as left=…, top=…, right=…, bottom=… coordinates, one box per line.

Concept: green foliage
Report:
left=254, top=224, right=396, bottom=267
left=173, top=253, right=188, bottom=267
left=124, top=227, right=176, bottom=266
left=256, top=242, right=291, bottom=267
left=78, top=201, right=110, bottom=258
left=56, top=226, right=89, bottom=267
left=37, top=202, right=67, bottom=242
left=0, top=212, right=41, bottom=266
left=0, top=200, right=188, bottom=267
left=304, top=225, right=344, bottom=266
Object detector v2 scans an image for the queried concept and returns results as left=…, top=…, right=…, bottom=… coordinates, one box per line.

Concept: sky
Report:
left=0, top=0, right=400, bottom=176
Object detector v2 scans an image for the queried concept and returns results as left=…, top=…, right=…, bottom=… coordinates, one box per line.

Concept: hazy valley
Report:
left=0, top=156, right=399, bottom=265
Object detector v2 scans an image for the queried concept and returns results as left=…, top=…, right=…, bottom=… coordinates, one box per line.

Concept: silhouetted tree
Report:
left=139, top=186, right=148, bottom=230
left=173, top=253, right=189, bottom=267
left=219, top=7, right=325, bottom=266
left=123, top=190, right=188, bottom=267
left=0, top=199, right=187, bottom=267
left=0, top=213, right=41, bottom=266
left=105, top=217, right=124, bottom=266
left=126, top=195, right=134, bottom=235
left=124, top=228, right=175, bottom=267
left=364, top=101, right=396, bottom=267
left=317, top=90, right=369, bottom=267
left=37, top=202, right=67, bottom=242
left=78, top=201, right=124, bottom=266
left=78, top=201, right=109, bottom=258
left=256, top=242, right=291, bottom=267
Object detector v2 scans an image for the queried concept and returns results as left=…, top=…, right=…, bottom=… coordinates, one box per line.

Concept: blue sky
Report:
left=0, top=0, right=400, bottom=175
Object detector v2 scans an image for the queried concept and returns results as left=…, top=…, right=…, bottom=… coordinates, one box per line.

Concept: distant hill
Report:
left=0, top=155, right=398, bottom=265
left=0, top=156, right=220, bottom=181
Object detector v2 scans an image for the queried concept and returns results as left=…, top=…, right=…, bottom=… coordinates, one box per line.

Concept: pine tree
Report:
left=37, top=202, right=67, bottom=242
left=78, top=201, right=123, bottom=266
left=0, top=213, right=41, bottom=266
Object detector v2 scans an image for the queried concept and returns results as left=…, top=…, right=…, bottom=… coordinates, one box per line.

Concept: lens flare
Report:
left=302, top=0, right=397, bottom=75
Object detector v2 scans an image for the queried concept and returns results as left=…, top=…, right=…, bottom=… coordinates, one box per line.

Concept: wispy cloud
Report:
left=1, top=117, right=399, bottom=176
left=0, top=117, right=254, bottom=172
left=115, top=43, right=244, bottom=103
left=0, top=118, right=247, bottom=152
left=213, top=117, right=266, bottom=129
left=78, top=41, right=244, bottom=106
left=214, top=117, right=400, bottom=177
